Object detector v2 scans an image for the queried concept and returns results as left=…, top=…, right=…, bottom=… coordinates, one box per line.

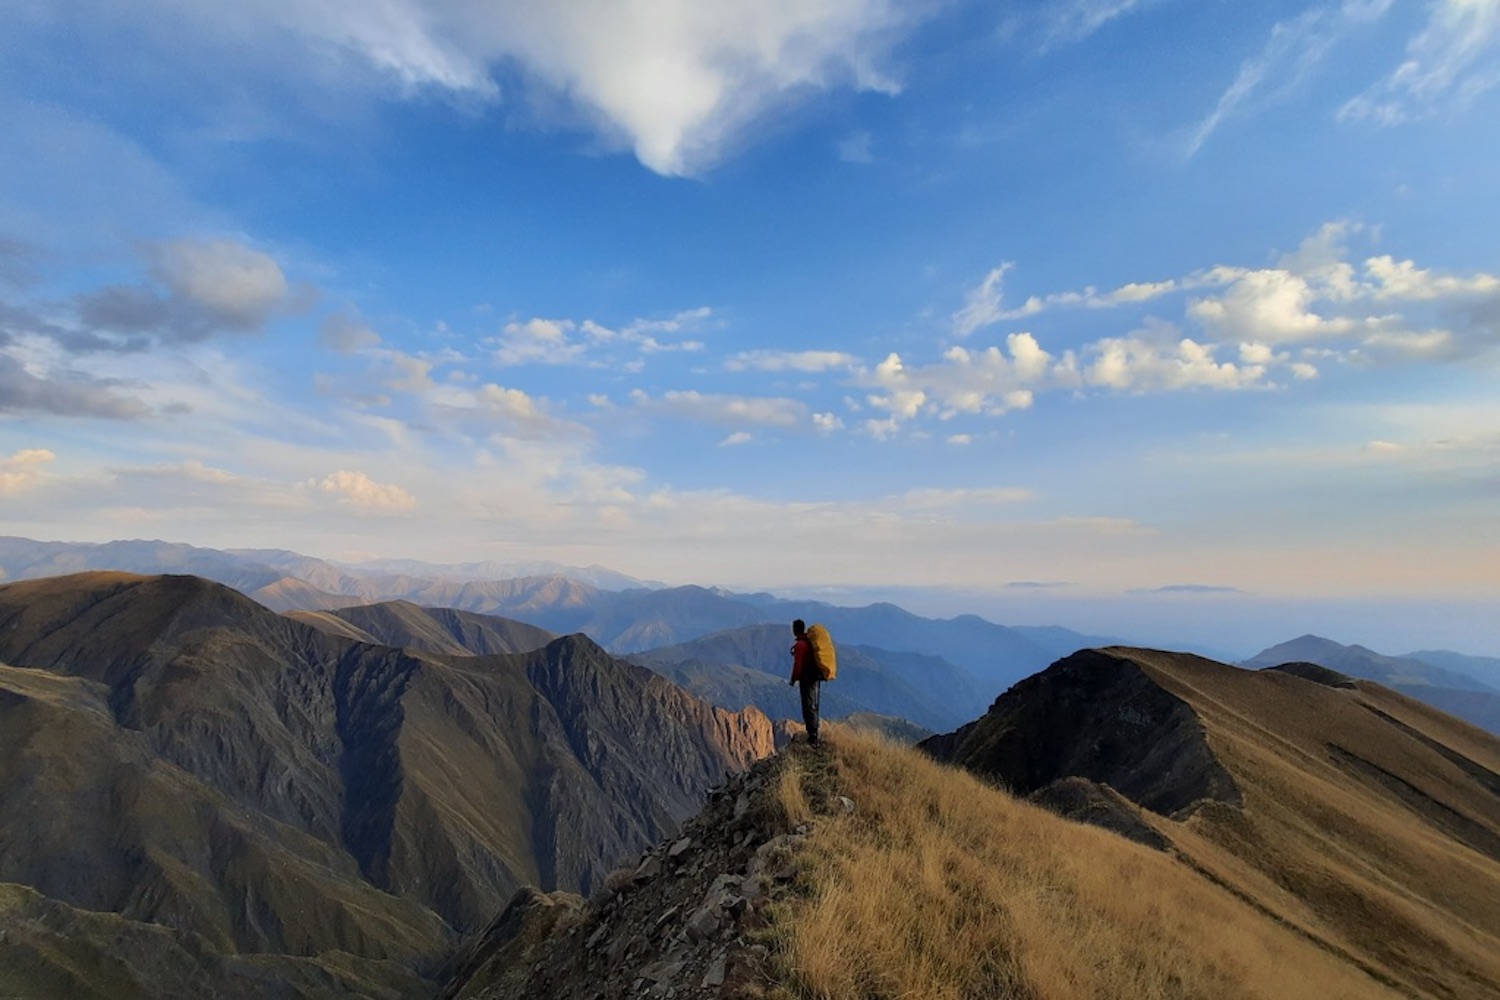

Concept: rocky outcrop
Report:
left=438, top=741, right=835, bottom=1000
left=922, top=647, right=1241, bottom=819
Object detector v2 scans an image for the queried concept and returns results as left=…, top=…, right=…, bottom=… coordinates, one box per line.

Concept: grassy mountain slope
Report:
left=780, top=730, right=1410, bottom=1000
left=925, top=647, right=1500, bottom=999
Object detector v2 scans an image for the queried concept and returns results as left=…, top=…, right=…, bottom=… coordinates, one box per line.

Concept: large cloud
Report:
left=75, top=238, right=296, bottom=344
left=75, top=0, right=924, bottom=176
left=0, top=352, right=149, bottom=418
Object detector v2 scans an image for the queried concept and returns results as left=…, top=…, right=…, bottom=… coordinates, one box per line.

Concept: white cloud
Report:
left=1189, top=269, right=1354, bottom=344
left=857, top=334, right=1059, bottom=433
left=952, top=265, right=1185, bottom=328
left=726, top=349, right=856, bottom=372
left=478, top=383, right=544, bottom=422
left=1186, top=0, right=1393, bottom=156
left=1084, top=327, right=1268, bottom=392
left=317, top=469, right=417, bottom=512
left=1341, top=0, right=1500, bottom=124
left=0, top=448, right=54, bottom=496
left=493, top=309, right=711, bottom=367
left=1041, top=0, right=1150, bottom=46
left=494, top=318, right=588, bottom=366
left=1364, top=254, right=1500, bottom=300
left=630, top=388, right=808, bottom=428
left=233, top=0, right=922, bottom=176
left=720, top=431, right=753, bottom=446
left=951, top=263, right=1014, bottom=337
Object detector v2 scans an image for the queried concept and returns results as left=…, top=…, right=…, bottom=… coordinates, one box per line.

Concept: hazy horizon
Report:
left=3, top=2, right=1496, bottom=655
left=4, top=532, right=1498, bottom=665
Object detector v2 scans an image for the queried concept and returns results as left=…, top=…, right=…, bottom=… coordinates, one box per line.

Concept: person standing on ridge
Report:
left=789, top=619, right=820, bottom=746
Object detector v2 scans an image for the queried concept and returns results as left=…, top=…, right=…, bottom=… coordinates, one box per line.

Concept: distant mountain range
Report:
left=3, top=563, right=1499, bottom=999
left=1243, top=634, right=1500, bottom=734
left=0, top=536, right=1109, bottom=705
left=0, top=571, right=771, bottom=999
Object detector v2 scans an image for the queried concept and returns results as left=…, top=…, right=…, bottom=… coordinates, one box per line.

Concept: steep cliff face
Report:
left=922, top=647, right=1241, bottom=818
left=0, top=572, right=774, bottom=999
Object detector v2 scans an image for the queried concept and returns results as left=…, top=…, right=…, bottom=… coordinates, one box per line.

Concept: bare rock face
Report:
left=921, top=647, right=1241, bottom=819
left=436, top=742, right=831, bottom=1000
left=0, top=572, right=774, bottom=999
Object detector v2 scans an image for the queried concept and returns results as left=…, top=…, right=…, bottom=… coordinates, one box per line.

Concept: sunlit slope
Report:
left=923, top=646, right=1500, bottom=999
left=781, top=729, right=1409, bottom=1000
left=1130, top=647, right=1500, bottom=998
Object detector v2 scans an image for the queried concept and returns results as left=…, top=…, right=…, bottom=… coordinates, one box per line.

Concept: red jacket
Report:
left=790, top=635, right=812, bottom=682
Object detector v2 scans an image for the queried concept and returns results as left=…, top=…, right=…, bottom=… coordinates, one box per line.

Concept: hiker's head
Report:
left=792, top=619, right=806, bottom=636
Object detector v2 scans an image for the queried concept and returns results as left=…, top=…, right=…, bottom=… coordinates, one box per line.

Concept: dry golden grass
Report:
left=775, top=729, right=1405, bottom=1000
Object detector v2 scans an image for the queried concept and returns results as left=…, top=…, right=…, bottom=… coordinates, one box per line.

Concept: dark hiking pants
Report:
left=799, top=678, right=821, bottom=744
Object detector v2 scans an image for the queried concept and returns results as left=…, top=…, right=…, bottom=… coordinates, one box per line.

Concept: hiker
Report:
left=789, top=618, right=821, bottom=746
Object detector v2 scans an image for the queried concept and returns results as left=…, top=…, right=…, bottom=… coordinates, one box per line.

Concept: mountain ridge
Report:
left=0, top=571, right=773, bottom=998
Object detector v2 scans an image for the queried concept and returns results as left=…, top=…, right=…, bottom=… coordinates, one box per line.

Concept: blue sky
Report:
left=2, top=0, right=1498, bottom=654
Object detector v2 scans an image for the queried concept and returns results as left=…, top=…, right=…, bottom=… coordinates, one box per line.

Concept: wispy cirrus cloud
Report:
left=1188, top=0, right=1386, bottom=156
left=725, top=349, right=857, bottom=373
left=1341, top=0, right=1500, bottom=124
left=628, top=388, right=809, bottom=429
left=1186, top=0, right=1393, bottom=156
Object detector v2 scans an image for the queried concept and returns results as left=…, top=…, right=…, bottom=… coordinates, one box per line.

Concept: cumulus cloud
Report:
left=1341, top=0, right=1500, bottom=124
left=494, top=318, right=587, bottom=366
left=857, top=222, right=1500, bottom=439
left=1186, top=227, right=1500, bottom=360
left=1084, top=325, right=1268, bottom=392
left=317, top=469, right=417, bottom=512
left=493, top=308, right=711, bottom=367
left=0, top=448, right=55, bottom=496
left=1188, top=269, right=1355, bottom=344
left=857, top=333, right=1061, bottom=434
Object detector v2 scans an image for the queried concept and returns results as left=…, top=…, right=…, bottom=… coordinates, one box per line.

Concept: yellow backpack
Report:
left=805, top=623, right=837, bottom=680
